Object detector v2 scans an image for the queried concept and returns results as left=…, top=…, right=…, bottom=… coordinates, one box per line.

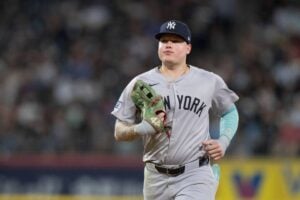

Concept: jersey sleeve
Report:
left=111, top=78, right=137, bottom=124
left=212, top=74, right=239, bottom=116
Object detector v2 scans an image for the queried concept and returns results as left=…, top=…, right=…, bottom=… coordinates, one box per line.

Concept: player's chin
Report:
left=162, top=59, right=176, bottom=66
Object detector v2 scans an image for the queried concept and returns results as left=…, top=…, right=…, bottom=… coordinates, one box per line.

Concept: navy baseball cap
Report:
left=155, top=20, right=191, bottom=44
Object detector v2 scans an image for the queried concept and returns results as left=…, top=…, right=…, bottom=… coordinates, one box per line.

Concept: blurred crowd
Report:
left=0, top=0, right=299, bottom=157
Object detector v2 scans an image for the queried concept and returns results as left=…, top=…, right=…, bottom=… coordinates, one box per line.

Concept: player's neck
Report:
left=160, top=63, right=189, bottom=80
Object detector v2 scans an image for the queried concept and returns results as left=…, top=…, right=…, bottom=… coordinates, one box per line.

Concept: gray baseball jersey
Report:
left=111, top=65, right=239, bottom=165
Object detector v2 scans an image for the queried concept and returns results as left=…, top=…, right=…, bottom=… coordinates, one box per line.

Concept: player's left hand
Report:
left=202, top=139, right=225, bottom=161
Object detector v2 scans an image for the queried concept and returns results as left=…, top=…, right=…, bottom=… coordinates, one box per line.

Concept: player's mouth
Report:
left=163, top=50, right=174, bottom=55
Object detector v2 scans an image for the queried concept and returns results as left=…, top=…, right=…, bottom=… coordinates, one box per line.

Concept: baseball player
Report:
left=111, top=20, right=239, bottom=200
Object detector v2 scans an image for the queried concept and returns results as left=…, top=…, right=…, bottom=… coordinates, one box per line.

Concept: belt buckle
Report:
left=199, top=156, right=209, bottom=166
left=153, top=164, right=185, bottom=176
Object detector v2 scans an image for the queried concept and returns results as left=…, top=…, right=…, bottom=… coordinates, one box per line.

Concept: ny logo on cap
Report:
left=166, top=21, right=176, bottom=30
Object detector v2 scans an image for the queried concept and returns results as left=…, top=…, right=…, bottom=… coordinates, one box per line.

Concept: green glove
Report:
left=131, top=80, right=167, bottom=133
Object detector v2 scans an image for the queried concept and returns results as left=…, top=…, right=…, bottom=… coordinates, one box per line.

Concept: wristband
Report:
left=134, top=120, right=157, bottom=135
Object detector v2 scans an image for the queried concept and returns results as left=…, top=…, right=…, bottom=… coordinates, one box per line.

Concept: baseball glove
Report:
left=131, top=80, right=167, bottom=133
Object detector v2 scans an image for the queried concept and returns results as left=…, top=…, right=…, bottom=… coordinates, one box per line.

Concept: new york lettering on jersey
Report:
left=163, top=95, right=207, bottom=117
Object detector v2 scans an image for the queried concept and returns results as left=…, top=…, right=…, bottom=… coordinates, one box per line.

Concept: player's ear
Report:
left=186, top=44, right=192, bottom=55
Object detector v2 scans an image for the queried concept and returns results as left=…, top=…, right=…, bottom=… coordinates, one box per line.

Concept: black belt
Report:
left=154, top=156, right=209, bottom=177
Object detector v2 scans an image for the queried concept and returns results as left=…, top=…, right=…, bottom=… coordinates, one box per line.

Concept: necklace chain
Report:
left=160, top=65, right=189, bottom=80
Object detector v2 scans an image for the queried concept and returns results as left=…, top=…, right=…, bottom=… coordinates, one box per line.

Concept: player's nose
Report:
left=165, top=41, right=173, bottom=47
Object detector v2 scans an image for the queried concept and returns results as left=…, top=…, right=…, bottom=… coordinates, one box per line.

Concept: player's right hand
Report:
left=131, top=80, right=168, bottom=133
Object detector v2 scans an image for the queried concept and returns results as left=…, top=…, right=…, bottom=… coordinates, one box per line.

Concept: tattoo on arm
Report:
left=114, top=119, right=140, bottom=141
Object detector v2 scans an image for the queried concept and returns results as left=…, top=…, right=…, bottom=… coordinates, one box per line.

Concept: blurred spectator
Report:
left=0, top=0, right=299, bottom=157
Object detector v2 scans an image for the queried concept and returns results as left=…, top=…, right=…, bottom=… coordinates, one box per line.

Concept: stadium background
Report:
left=0, top=0, right=299, bottom=199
